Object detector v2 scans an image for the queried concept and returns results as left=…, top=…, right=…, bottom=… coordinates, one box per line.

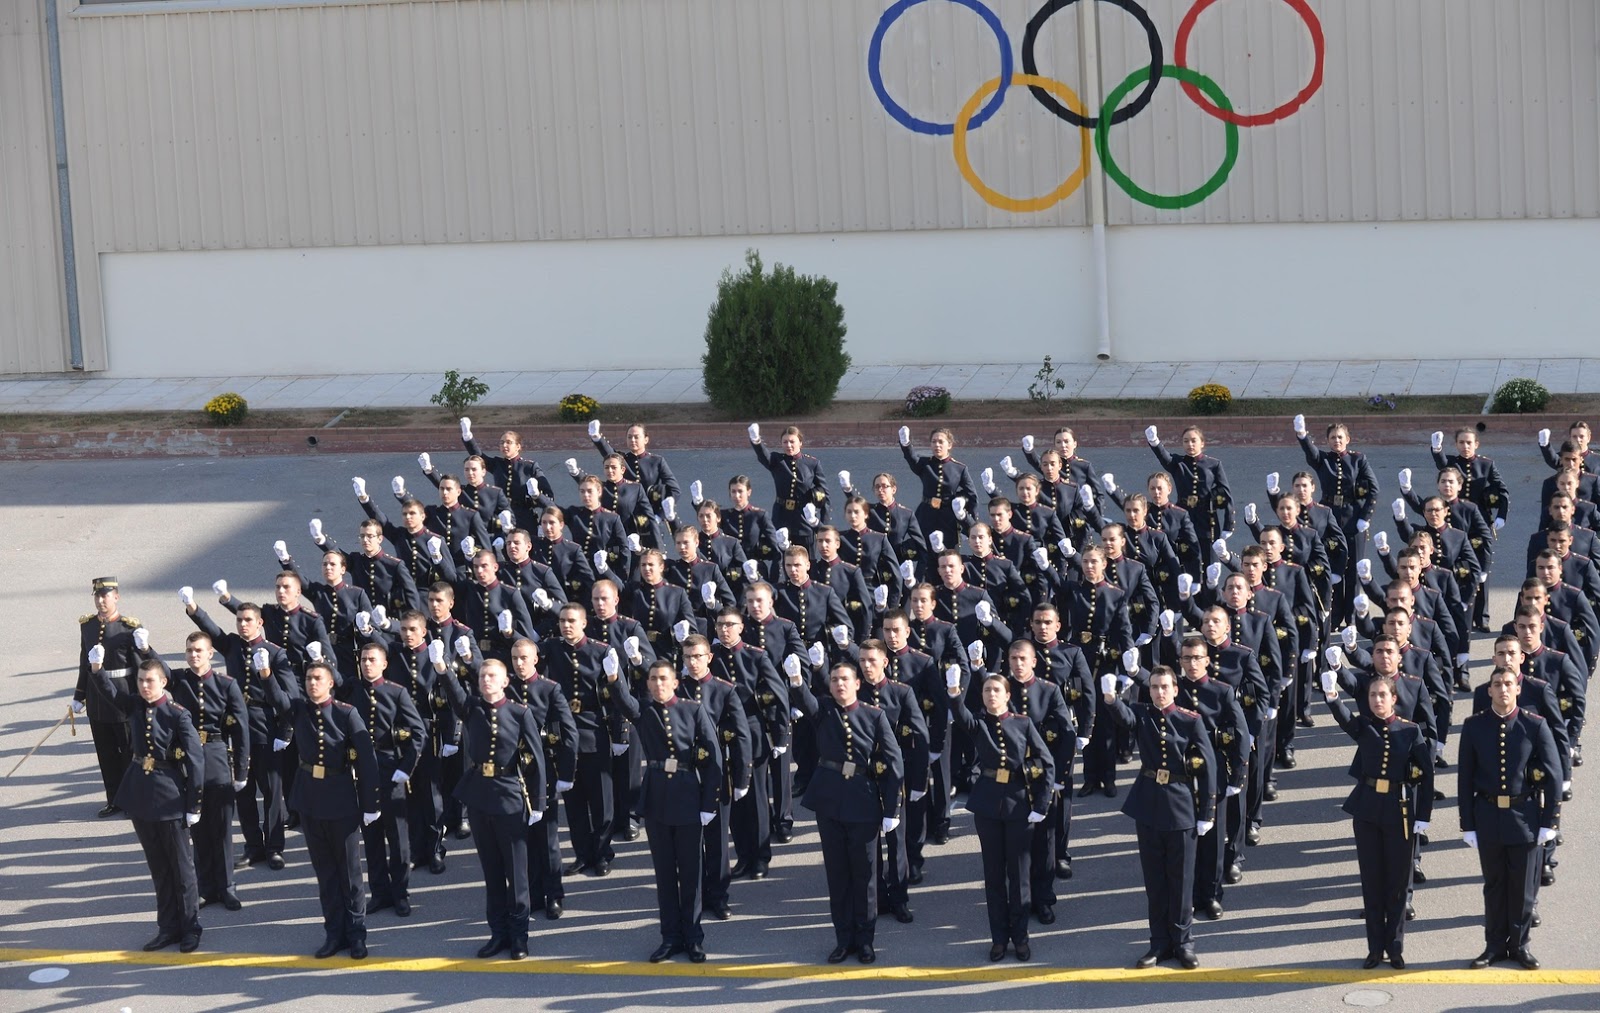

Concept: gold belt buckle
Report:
left=479, top=638, right=492, bottom=652
left=929, top=497, right=942, bottom=510
left=199, top=731, right=209, bottom=744
left=785, top=499, right=796, bottom=511
left=1080, top=631, right=1093, bottom=644
left=841, top=761, right=856, bottom=779
left=1374, top=778, right=1390, bottom=793
left=311, top=764, right=326, bottom=779
left=995, top=768, right=1010, bottom=784
left=664, top=758, right=679, bottom=774
left=1497, top=795, right=1511, bottom=809
left=482, top=762, right=496, bottom=777
left=141, top=756, right=155, bottom=774
left=1155, top=769, right=1170, bottom=785
left=1332, top=495, right=1345, bottom=507
left=647, top=630, right=659, bottom=642
left=1185, top=495, right=1199, bottom=508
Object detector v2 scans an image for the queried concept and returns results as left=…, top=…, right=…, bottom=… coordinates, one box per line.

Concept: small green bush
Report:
left=1188, top=383, right=1232, bottom=416
left=905, top=385, right=951, bottom=418
left=702, top=249, right=850, bottom=415
left=431, top=370, right=489, bottom=414
left=203, top=392, right=248, bottom=426
left=1491, top=378, right=1550, bottom=414
left=558, top=394, right=601, bottom=422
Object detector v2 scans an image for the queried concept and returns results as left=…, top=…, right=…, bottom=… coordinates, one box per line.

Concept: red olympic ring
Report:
left=1173, top=0, right=1324, bottom=127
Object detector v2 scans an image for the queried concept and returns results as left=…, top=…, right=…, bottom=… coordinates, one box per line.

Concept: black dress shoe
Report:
left=545, top=899, right=562, bottom=919
left=1246, top=824, right=1261, bottom=846
left=1135, top=948, right=1163, bottom=969
left=1469, top=948, right=1504, bottom=969
left=315, top=937, right=346, bottom=959
left=650, top=942, right=684, bottom=963
left=220, top=892, right=241, bottom=911
left=142, top=933, right=178, bottom=952
left=1263, top=783, right=1279, bottom=802
left=1406, top=905, right=1415, bottom=920
left=1276, top=749, right=1297, bottom=769
left=429, top=855, right=447, bottom=875
left=1362, top=953, right=1382, bottom=969
left=267, top=852, right=285, bottom=871
left=1225, top=863, right=1243, bottom=884
left=591, top=861, right=611, bottom=877
left=826, top=945, right=852, bottom=964
left=930, top=829, right=951, bottom=845
left=476, top=936, right=510, bottom=959
left=179, top=933, right=202, bottom=954
left=394, top=897, right=412, bottom=917
left=1298, top=714, right=1315, bottom=728
left=1055, top=858, right=1073, bottom=879
left=1532, top=910, right=1542, bottom=927
left=1513, top=949, right=1540, bottom=970
left=1035, top=905, right=1056, bottom=925
left=1572, top=744, right=1583, bottom=766
left=907, top=865, right=924, bottom=885
left=712, top=904, right=731, bottom=920
left=1199, top=900, right=1223, bottom=920
left=1389, top=954, right=1405, bottom=969
left=773, top=827, right=793, bottom=844
left=892, top=903, right=914, bottom=924
left=1014, top=941, right=1031, bottom=962
left=1102, top=783, right=1117, bottom=798
left=989, top=943, right=1007, bottom=962
left=1435, top=755, right=1450, bottom=770
left=98, top=803, right=123, bottom=818
left=1076, top=784, right=1098, bottom=798
left=730, top=861, right=751, bottom=878
left=455, top=821, right=473, bottom=840
left=1177, top=947, right=1199, bottom=969
left=1413, top=864, right=1427, bottom=884
left=350, top=938, right=368, bottom=960
left=624, top=821, right=642, bottom=841
left=751, top=863, right=769, bottom=880
left=1541, top=865, right=1556, bottom=886
left=686, top=944, right=706, bottom=963
left=857, top=943, right=875, bottom=964
left=369, top=896, right=393, bottom=913
left=508, top=943, right=527, bottom=961
left=285, top=814, right=300, bottom=831
left=1561, top=787, right=1573, bottom=802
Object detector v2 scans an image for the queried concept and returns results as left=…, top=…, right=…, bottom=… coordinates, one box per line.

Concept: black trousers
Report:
left=926, top=725, right=952, bottom=835
left=90, top=720, right=131, bottom=805
left=192, top=781, right=237, bottom=900
left=613, top=738, right=642, bottom=830
left=1028, top=790, right=1060, bottom=908
left=1083, top=694, right=1119, bottom=788
left=1055, top=749, right=1078, bottom=861
left=1478, top=837, right=1540, bottom=953
left=878, top=805, right=910, bottom=907
left=527, top=775, right=564, bottom=905
left=238, top=743, right=285, bottom=854
left=566, top=751, right=614, bottom=868
left=647, top=818, right=704, bottom=946
left=770, top=749, right=794, bottom=833
left=301, top=813, right=365, bottom=944
left=732, top=756, right=772, bottom=866
left=408, top=737, right=444, bottom=863
left=362, top=792, right=411, bottom=904
left=1136, top=822, right=1196, bottom=954
left=474, top=809, right=531, bottom=946
left=817, top=815, right=879, bottom=948
left=133, top=816, right=199, bottom=940
left=701, top=801, right=732, bottom=909
left=1223, top=772, right=1248, bottom=870
left=976, top=815, right=1032, bottom=946
left=1353, top=817, right=1410, bottom=957
left=1193, top=816, right=1225, bottom=907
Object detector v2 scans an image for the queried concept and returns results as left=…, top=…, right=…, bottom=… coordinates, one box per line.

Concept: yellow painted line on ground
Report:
left=2, top=946, right=1597, bottom=986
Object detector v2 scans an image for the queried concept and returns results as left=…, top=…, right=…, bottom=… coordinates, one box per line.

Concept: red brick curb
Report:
left=0, top=412, right=1547, bottom=461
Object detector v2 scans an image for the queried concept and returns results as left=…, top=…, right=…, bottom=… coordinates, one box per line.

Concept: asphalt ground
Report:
left=2, top=441, right=1596, bottom=1012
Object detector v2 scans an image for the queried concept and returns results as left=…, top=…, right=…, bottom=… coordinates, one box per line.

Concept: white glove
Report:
left=881, top=817, right=900, bottom=834
left=1021, top=435, right=1035, bottom=453
left=531, top=588, right=553, bottom=612
left=1178, top=573, right=1194, bottom=598
left=352, top=476, right=367, bottom=499
left=1205, top=563, right=1221, bottom=589
left=1225, top=785, right=1242, bottom=797
left=213, top=579, right=229, bottom=598
left=1324, top=647, right=1345, bottom=669
left=1211, top=538, right=1229, bottom=562
left=1341, top=625, right=1357, bottom=650
left=272, top=738, right=289, bottom=752
left=1456, top=653, right=1470, bottom=667
left=783, top=655, right=802, bottom=682
left=1220, top=530, right=1234, bottom=543
left=492, top=535, right=506, bottom=555
left=747, top=422, right=761, bottom=443
left=953, top=497, right=967, bottom=521
left=231, top=780, right=247, bottom=792
left=967, top=641, right=984, bottom=665
left=1058, top=538, right=1076, bottom=558
left=945, top=665, right=960, bottom=689
left=1398, top=468, right=1413, bottom=494
left=743, top=559, right=761, bottom=582
left=461, top=536, right=477, bottom=559
left=391, top=476, right=406, bottom=498
left=564, top=458, right=580, bottom=478
left=733, top=786, right=750, bottom=802
left=1079, top=485, right=1094, bottom=509
left=428, top=640, right=446, bottom=665
left=663, top=497, right=677, bottom=522
left=1027, top=811, right=1046, bottom=825
left=87, top=644, right=105, bottom=666
left=455, top=635, right=473, bottom=659
left=355, top=611, right=373, bottom=634
left=1244, top=503, right=1257, bottom=525
left=441, top=744, right=459, bottom=758
left=1122, top=649, right=1140, bottom=675
left=1356, top=559, right=1372, bottom=582
left=252, top=647, right=270, bottom=672
left=1538, top=428, right=1551, bottom=448
left=1391, top=498, right=1406, bottom=521
left=186, top=812, right=202, bottom=828
left=497, top=610, right=514, bottom=634
left=627, top=534, right=644, bottom=554
left=1266, top=472, right=1280, bottom=495
left=837, top=470, right=851, bottom=491
left=526, top=477, right=539, bottom=498
left=1299, top=649, right=1314, bottom=663
left=830, top=624, right=849, bottom=647
left=593, top=550, right=609, bottom=574
left=897, top=425, right=911, bottom=447
left=1075, top=736, right=1089, bottom=750
left=497, top=510, right=515, bottom=534
left=528, top=810, right=545, bottom=826
left=1099, top=673, right=1116, bottom=695
left=1538, top=827, right=1558, bottom=845
left=1353, top=592, right=1370, bottom=615
left=179, top=586, right=195, bottom=607
left=1373, top=531, right=1389, bottom=554
left=1430, top=431, right=1444, bottom=453
left=1492, top=517, right=1505, bottom=532
left=1196, top=820, right=1214, bottom=837
left=587, top=419, right=601, bottom=440
left=807, top=643, right=825, bottom=667
left=134, top=628, right=152, bottom=652
left=1159, top=610, right=1176, bottom=635
left=307, top=642, right=324, bottom=662
left=802, top=503, right=819, bottom=526
left=1144, top=425, right=1159, bottom=446
left=624, top=636, right=643, bottom=664
left=1292, top=414, right=1307, bottom=438
left=975, top=600, right=995, bottom=626
left=873, top=585, right=889, bottom=609
left=1266, top=707, right=1278, bottom=721
left=555, top=780, right=574, bottom=793
left=1463, top=830, right=1478, bottom=849
left=774, top=528, right=790, bottom=551
left=673, top=620, right=692, bottom=643
left=273, top=539, right=290, bottom=563
left=391, top=769, right=409, bottom=785
left=909, top=789, right=926, bottom=802
left=602, top=650, right=620, bottom=679
left=1413, top=819, right=1430, bottom=835
left=981, top=468, right=996, bottom=495
left=417, top=452, right=432, bottom=473
left=310, top=518, right=325, bottom=542
left=1102, top=473, right=1117, bottom=494
left=700, top=582, right=718, bottom=606
left=690, top=479, right=704, bottom=506
left=427, top=536, right=444, bottom=562
left=1032, top=547, right=1050, bottom=570
left=455, top=415, right=472, bottom=440
left=1000, top=456, right=1020, bottom=480
left=699, top=811, right=716, bottom=827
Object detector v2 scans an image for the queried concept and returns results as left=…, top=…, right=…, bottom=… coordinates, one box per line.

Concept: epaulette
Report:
left=1393, top=717, right=1414, bottom=726
left=1525, top=711, right=1546, bottom=722
left=123, top=616, right=142, bottom=629
left=80, top=614, right=95, bottom=624
left=1174, top=706, right=1200, bottom=718
left=334, top=700, right=353, bottom=710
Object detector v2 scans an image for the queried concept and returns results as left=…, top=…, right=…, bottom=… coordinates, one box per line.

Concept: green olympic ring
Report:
left=1095, top=64, right=1239, bottom=210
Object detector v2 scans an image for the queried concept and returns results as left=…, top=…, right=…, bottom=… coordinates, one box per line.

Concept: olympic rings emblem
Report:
left=867, top=0, right=1326, bottom=210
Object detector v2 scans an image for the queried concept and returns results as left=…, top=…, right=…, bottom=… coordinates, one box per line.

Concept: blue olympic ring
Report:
left=868, top=0, right=1013, bottom=137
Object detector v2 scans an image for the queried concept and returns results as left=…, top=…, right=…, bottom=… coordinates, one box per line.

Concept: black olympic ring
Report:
left=1021, top=0, right=1164, bottom=129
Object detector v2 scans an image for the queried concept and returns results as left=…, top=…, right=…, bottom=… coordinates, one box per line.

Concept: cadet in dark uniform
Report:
left=460, top=418, right=555, bottom=529
left=507, top=638, right=578, bottom=920
left=858, top=639, right=929, bottom=925
left=677, top=634, right=752, bottom=921
left=264, top=659, right=381, bottom=959
left=439, top=656, right=548, bottom=960
left=788, top=661, right=905, bottom=965
left=90, top=656, right=205, bottom=952
left=711, top=608, right=790, bottom=879
left=546, top=603, right=621, bottom=875
left=350, top=641, right=424, bottom=918
left=75, top=576, right=141, bottom=817
left=1460, top=667, right=1562, bottom=970
left=1171, top=638, right=1248, bottom=921
left=750, top=423, right=830, bottom=551
left=948, top=669, right=1053, bottom=962
left=1295, top=418, right=1379, bottom=625
left=1105, top=665, right=1217, bottom=970
left=1146, top=425, right=1234, bottom=566
left=898, top=425, right=976, bottom=554
left=610, top=658, right=723, bottom=962
left=1320, top=672, right=1434, bottom=968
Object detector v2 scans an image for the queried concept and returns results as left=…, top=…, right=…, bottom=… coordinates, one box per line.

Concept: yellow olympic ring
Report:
left=952, top=73, right=1090, bottom=213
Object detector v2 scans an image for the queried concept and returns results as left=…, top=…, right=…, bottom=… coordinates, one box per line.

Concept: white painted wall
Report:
left=99, top=217, right=1596, bottom=378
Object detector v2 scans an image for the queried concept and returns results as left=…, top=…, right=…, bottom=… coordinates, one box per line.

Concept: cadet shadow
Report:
left=1438, top=998, right=1600, bottom=1013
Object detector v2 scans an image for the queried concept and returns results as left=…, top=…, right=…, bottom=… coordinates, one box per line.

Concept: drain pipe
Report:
left=1079, top=0, right=1112, bottom=361
left=44, top=0, right=84, bottom=370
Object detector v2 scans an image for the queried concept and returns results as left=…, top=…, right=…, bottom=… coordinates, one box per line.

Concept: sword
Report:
left=6, top=706, right=77, bottom=777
